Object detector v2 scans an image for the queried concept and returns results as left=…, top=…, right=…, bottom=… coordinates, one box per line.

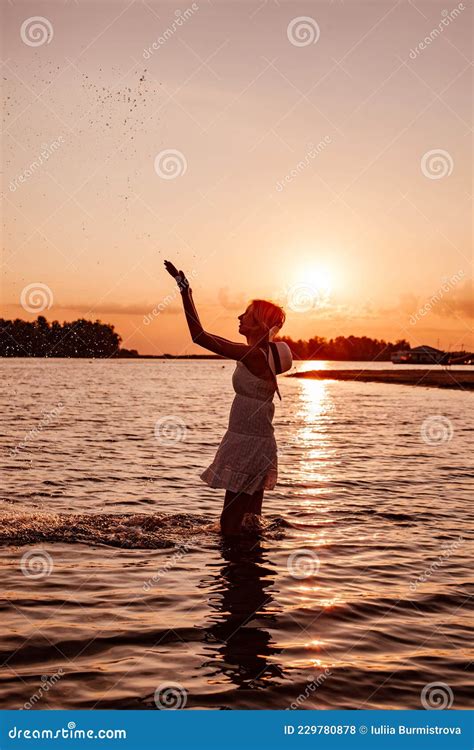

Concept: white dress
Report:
left=200, top=361, right=278, bottom=494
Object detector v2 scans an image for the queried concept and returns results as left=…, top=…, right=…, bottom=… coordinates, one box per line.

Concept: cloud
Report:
left=2, top=300, right=183, bottom=318
left=286, top=300, right=384, bottom=322
left=57, top=302, right=156, bottom=316
left=217, top=287, right=248, bottom=312
left=377, top=279, right=473, bottom=322
left=50, top=279, right=474, bottom=325
left=433, top=280, right=474, bottom=319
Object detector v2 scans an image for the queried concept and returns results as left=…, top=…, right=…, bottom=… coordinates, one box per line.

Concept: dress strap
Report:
left=259, top=345, right=282, bottom=401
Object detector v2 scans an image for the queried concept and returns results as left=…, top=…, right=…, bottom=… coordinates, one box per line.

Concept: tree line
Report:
left=0, top=316, right=411, bottom=360
left=276, top=334, right=411, bottom=361
left=0, top=316, right=138, bottom=358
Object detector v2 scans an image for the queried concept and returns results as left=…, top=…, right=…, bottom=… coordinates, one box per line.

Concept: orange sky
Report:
left=1, top=0, right=472, bottom=354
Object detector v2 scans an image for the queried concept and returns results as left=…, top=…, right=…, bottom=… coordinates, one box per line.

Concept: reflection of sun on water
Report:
left=295, top=379, right=335, bottom=491
left=299, top=593, right=346, bottom=610
left=297, top=359, right=331, bottom=373
left=297, top=378, right=328, bottom=422
left=304, top=639, right=325, bottom=652
left=288, top=377, right=350, bottom=670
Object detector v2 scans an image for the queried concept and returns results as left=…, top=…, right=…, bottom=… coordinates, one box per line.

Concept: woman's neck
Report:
left=246, top=332, right=268, bottom=348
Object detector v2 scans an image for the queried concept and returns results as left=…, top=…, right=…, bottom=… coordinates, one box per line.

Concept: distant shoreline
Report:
left=1, top=355, right=473, bottom=369
left=124, top=354, right=223, bottom=359
left=288, top=369, right=474, bottom=390
left=0, top=354, right=224, bottom=360
left=3, top=317, right=471, bottom=362
left=134, top=357, right=407, bottom=362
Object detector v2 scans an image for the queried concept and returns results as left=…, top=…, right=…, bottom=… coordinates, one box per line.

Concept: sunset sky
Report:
left=1, top=0, right=472, bottom=354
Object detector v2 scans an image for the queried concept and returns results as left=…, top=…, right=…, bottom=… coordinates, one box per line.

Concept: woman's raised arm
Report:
left=164, top=260, right=265, bottom=366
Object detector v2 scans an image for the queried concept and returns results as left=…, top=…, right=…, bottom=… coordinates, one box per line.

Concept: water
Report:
left=1, top=359, right=472, bottom=709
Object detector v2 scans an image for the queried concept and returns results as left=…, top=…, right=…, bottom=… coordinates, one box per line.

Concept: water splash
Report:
left=0, top=510, right=288, bottom=549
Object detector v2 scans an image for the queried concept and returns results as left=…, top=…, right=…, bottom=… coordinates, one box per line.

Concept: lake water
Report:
left=0, top=359, right=472, bottom=710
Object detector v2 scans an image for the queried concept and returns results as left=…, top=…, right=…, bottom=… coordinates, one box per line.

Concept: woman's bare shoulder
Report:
left=242, top=347, right=272, bottom=380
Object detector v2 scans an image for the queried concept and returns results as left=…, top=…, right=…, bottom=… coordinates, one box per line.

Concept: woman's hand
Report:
left=164, top=260, right=189, bottom=291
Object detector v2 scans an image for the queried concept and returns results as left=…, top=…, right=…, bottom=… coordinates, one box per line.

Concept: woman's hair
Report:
left=250, top=299, right=286, bottom=338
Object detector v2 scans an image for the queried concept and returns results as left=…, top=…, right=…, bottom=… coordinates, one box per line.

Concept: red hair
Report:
left=250, top=299, right=286, bottom=335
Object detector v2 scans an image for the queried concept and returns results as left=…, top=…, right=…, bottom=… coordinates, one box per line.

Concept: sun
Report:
left=302, top=266, right=334, bottom=299
left=283, top=264, right=337, bottom=313
left=297, top=264, right=336, bottom=306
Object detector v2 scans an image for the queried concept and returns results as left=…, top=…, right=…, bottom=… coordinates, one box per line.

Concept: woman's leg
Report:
left=220, top=490, right=250, bottom=535
left=247, top=488, right=264, bottom=516
left=220, top=488, right=265, bottom=535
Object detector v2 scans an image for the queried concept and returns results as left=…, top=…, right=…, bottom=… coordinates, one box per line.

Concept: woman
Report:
left=164, top=260, right=292, bottom=536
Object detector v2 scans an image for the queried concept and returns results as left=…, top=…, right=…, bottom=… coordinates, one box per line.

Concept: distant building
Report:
left=391, top=345, right=447, bottom=365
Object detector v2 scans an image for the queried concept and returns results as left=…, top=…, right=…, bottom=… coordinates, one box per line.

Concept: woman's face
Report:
left=238, top=304, right=261, bottom=336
